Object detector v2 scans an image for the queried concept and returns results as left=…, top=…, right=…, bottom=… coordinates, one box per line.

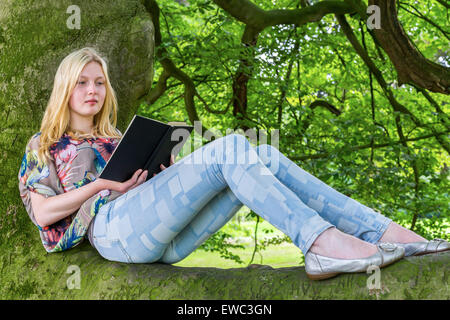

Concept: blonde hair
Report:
left=38, top=47, right=121, bottom=163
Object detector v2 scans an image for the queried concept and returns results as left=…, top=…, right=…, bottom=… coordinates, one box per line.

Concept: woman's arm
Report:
left=31, top=169, right=148, bottom=227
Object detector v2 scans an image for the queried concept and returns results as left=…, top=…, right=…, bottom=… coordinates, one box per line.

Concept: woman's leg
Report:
left=91, top=134, right=334, bottom=263
left=158, top=187, right=243, bottom=264
left=158, top=143, right=390, bottom=264
left=254, top=144, right=392, bottom=244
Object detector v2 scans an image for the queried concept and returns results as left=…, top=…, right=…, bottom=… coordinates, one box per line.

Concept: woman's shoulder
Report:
left=25, top=132, right=43, bottom=150
left=26, top=132, right=69, bottom=149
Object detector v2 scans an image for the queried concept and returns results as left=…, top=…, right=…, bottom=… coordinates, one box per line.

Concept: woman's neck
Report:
left=69, top=117, right=94, bottom=135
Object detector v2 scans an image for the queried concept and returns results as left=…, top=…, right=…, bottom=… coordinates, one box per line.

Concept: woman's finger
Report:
left=133, top=169, right=147, bottom=183
left=170, top=154, right=175, bottom=166
left=131, top=169, right=143, bottom=181
left=129, top=170, right=148, bottom=190
left=122, top=169, right=143, bottom=192
left=160, top=164, right=166, bottom=170
left=140, top=170, right=148, bottom=182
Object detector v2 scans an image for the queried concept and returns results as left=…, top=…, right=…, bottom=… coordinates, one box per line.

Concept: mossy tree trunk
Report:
left=0, top=0, right=154, bottom=296
left=1, top=240, right=449, bottom=299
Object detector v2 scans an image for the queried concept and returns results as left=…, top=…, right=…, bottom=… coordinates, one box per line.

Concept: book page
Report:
left=168, top=121, right=187, bottom=126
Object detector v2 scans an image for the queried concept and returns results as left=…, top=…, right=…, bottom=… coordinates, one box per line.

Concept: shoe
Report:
left=392, top=238, right=450, bottom=257
left=304, top=243, right=405, bottom=280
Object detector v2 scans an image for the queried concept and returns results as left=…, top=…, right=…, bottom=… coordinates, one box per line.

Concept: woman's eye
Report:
left=78, top=81, right=86, bottom=85
left=96, top=82, right=104, bottom=85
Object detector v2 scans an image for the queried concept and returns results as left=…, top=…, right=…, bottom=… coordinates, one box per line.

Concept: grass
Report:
left=173, top=209, right=305, bottom=269
left=173, top=242, right=303, bottom=269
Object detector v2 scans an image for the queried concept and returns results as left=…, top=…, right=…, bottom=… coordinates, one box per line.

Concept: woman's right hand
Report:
left=96, top=169, right=148, bottom=194
left=31, top=169, right=148, bottom=228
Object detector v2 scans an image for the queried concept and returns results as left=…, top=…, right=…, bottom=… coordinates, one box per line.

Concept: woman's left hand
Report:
left=153, top=154, right=175, bottom=177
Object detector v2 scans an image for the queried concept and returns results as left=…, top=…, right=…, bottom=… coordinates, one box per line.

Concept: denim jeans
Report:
left=90, top=134, right=391, bottom=263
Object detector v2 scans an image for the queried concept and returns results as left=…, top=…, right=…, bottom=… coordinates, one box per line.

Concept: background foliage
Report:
left=138, top=0, right=449, bottom=264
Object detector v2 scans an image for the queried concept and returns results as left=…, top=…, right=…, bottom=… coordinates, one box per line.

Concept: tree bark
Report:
left=0, top=241, right=448, bottom=299
left=0, top=0, right=154, bottom=274
left=369, top=0, right=450, bottom=94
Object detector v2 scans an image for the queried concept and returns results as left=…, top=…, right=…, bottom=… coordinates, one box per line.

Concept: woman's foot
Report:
left=379, top=222, right=449, bottom=257
left=309, top=227, right=378, bottom=259
left=306, top=227, right=405, bottom=280
left=379, top=221, right=426, bottom=244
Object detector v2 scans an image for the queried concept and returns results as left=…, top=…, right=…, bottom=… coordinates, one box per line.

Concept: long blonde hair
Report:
left=38, top=47, right=121, bottom=163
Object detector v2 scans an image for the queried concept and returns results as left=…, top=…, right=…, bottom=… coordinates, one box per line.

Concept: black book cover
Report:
left=99, top=115, right=193, bottom=182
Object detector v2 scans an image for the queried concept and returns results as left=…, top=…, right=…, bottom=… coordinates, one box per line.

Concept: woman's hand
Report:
left=30, top=170, right=146, bottom=228
left=153, top=154, right=175, bottom=177
left=31, top=169, right=148, bottom=228
left=97, top=169, right=148, bottom=194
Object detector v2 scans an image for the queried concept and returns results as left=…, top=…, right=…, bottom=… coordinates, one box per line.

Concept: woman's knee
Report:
left=159, top=253, right=183, bottom=265
left=203, top=134, right=251, bottom=161
left=215, top=133, right=249, bottom=147
left=255, top=144, right=278, bottom=165
left=255, top=143, right=278, bottom=153
left=158, top=242, right=185, bottom=264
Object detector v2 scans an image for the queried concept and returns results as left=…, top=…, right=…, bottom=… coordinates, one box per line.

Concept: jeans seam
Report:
left=115, top=240, right=133, bottom=263
left=93, top=235, right=133, bottom=263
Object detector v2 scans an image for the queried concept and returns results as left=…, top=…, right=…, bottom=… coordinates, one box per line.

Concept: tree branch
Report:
left=211, top=0, right=355, bottom=32
left=139, top=69, right=171, bottom=105
left=141, top=0, right=208, bottom=135
left=336, top=14, right=450, bottom=154
left=288, top=130, right=450, bottom=161
left=435, top=0, right=450, bottom=9
left=369, top=0, right=450, bottom=94
left=413, top=86, right=450, bottom=130
left=275, top=25, right=300, bottom=127
left=298, top=99, right=342, bottom=136
left=399, top=3, right=449, bottom=41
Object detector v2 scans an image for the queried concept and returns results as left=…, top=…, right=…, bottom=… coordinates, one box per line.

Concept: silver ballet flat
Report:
left=305, top=243, right=405, bottom=280
left=393, top=238, right=450, bottom=257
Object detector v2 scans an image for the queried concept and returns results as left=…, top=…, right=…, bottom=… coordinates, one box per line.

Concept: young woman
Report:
left=18, top=47, right=449, bottom=280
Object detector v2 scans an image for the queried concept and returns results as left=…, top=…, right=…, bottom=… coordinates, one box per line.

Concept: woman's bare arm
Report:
left=30, top=169, right=148, bottom=227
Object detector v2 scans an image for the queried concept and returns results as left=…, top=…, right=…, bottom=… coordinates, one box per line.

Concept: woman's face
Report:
left=69, top=61, right=106, bottom=122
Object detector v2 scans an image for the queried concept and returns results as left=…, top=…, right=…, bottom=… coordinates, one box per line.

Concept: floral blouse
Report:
left=18, top=132, right=121, bottom=253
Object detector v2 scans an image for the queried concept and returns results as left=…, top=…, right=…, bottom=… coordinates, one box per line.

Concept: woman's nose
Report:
left=87, top=81, right=97, bottom=94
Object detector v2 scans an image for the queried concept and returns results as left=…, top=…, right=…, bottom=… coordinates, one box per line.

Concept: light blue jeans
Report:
left=90, top=134, right=392, bottom=263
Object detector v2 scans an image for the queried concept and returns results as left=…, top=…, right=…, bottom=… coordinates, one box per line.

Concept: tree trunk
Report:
left=0, top=0, right=154, bottom=283
left=0, top=241, right=448, bottom=299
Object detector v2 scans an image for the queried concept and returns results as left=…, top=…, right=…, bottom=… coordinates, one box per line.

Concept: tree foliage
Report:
left=138, top=0, right=449, bottom=262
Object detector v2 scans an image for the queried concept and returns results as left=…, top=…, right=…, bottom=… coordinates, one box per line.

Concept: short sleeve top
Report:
left=18, top=132, right=121, bottom=253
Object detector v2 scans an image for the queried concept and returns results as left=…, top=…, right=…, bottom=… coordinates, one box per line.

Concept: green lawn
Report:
left=173, top=209, right=305, bottom=269
left=173, top=242, right=304, bottom=268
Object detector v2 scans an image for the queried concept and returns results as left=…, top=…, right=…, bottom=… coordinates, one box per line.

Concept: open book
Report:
left=99, top=115, right=193, bottom=182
